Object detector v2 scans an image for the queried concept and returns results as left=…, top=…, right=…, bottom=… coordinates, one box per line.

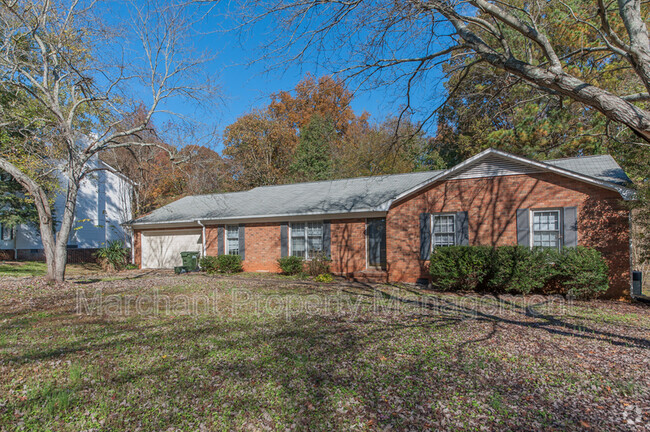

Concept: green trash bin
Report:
left=180, top=251, right=200, bottom=271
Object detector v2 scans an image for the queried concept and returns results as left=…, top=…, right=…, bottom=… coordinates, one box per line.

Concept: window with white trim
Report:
left=0, top=224, right=13, bottom=241
left=432, top=214, right=456, bottom=248
left=290, top=222, right=323, bottom=259
left=532, top=210, right=561, bottom=249
left=225, top=225, right=240, bottom=255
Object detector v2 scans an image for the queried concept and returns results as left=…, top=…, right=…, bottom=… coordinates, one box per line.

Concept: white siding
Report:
left=14, top=158, right=133, bottom=250
left=449, top=155, right=543, bottom=180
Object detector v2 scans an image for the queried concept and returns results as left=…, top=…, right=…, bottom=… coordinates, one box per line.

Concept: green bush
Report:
left=428, top=245, right=491, bottom=291
left=216, top=254, right=243, bottom=273
left=428, top=245, right=609, bottom=298
left=556, top=246, right=609, bottom=299
left=487, top=246, right=557, bottom=294
left=277, top=256, right=304, bottom=275
left=306, top=252, right=331, bottom=276
left=199, top=256, right=220, bottom=274
left=199, top=255, right=243, bottom=274
left=95, top=240, right=129, bottom=271
left=314, top=273, right=334, bottom=283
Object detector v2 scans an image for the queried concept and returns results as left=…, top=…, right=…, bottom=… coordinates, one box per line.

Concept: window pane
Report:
left=227, top=225, right=239, bottom=239
left=434, top=233, right=455, bottom=247
left=433, top=215, right=455, bottom=233
left=227, top=238, right=239, bottom=255
left=292, top=236, right=305, bottom=258
left=533, top=211, right=559, bottom=231
left=291, top=223, right=305, bottom=237
left=307, top=222, right=322, bottom=236
left=533, top=232, right=559, bottom=248
left=308, top=236, right=322, bottom=257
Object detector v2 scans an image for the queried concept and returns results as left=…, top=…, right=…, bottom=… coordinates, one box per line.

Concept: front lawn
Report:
left=0, top=273, right=648, bottom=431
left=0, top=261, right=105, bottom=278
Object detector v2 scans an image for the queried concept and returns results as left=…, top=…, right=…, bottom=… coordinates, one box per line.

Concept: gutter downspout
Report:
left=197, top=220, right=206, bottom=258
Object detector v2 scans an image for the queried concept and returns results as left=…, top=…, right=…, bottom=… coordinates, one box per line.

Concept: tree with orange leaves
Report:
left=269, top=74, right=366, bottom=137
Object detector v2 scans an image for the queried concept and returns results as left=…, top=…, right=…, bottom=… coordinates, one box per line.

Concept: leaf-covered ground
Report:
left=0, top=271, right=649, bottom=431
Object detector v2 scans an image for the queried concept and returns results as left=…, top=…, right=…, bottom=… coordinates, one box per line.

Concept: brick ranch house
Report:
left=128, top=149, right=636, bottom=298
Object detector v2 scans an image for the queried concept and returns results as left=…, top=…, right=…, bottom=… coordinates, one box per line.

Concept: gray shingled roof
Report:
left=132, top=170, right=443, bottom=224
left=545, top=155, right=631, bottom=186
left=131, top=152, right=631, bottom=226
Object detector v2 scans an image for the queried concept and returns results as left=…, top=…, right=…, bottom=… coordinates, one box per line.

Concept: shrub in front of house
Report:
left=277, top=256, right=304, bottom=275
left=199, top=255, right=243, bottom=274
left=429, top=245, right=609, bottom=298
left=216, top=255, right=243, bottom=273
left=428, top=245, right=492, bottom=291
left=487, top=246, right=556, bottom=294
left=556, top=246, right=609, bottom=298
left=305, top=253, right=331, bottom=276
left=95, top=240, right=129, bottom=271
left=199, top=256, right=219, bottom=274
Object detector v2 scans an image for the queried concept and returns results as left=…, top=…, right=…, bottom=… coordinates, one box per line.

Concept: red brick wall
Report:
left=386, top=172, right=630, bottom=298
left=204, top=226, right=219, bottom=256
left=330, top=219, right=366, bottom=276
left=201, top=221, right=367, bottom=274
left=241, top=223, right=282, bottom=272
left=133, top=230, right=142, bottom=267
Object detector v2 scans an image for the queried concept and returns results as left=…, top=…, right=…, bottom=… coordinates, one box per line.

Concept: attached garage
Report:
left=141, top=230, right=202, bottom=269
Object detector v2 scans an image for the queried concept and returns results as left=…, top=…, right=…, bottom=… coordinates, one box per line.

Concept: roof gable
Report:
left=389, top=149, right=635, bottom=206
left=447, top=154, right=543, bottom=180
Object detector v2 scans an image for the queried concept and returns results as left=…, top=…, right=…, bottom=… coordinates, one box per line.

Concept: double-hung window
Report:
left=532, top=210, right=561, bottom=249
left=0, top=224, right=12, bottom=241
left=432, top=214, right=456, bottom=248
left=226, top=225, right=240, bottom=255
left=290, top=222, right=323, bottom=259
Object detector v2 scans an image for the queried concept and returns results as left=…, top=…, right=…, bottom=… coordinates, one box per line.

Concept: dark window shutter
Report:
left=280, top=222, right=288, bottom=257
left=217, top=226, right=224, bottom=255
left=238, top=224, right=245, bottom=260
left=455, top=211, right=469, bottom=245
left=516, top=209, right=530, bottom=247
left=419, top=213, right=431, bottom=260
left=563, top=207, right=578, bottom=247
left=323, top=220, right=331, bottom=258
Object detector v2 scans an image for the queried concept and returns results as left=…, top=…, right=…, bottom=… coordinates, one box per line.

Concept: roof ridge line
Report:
left=249, top=169, right=443, bottom=191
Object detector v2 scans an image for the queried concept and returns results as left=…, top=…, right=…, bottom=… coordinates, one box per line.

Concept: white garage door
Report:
left=141, top=230, right=202, bottom=269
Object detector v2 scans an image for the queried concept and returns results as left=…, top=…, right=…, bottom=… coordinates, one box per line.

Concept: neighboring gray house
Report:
left=0, top=158, right=133, bottom=261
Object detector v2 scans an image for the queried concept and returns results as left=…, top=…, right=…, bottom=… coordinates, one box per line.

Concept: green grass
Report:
left=0, top=261, right=105, bottom=277
left=0, top=274, right=648, bottom=431
left=0, top=261, right=48, bottom=276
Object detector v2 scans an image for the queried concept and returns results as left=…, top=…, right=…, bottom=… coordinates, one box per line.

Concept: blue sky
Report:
left=104, top=1, right=448, bottom=149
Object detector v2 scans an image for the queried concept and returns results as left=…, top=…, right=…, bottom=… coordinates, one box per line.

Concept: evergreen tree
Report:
left=290, top=115, right=336, bottom=181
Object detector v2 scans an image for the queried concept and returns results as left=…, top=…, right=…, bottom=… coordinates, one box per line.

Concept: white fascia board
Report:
left=129, top=210, right=388, bottom=229
left=383, top=148, right=636, bottom=208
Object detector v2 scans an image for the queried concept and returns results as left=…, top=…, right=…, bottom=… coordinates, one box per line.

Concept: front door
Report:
left=367, top=218, right=386, bottom=269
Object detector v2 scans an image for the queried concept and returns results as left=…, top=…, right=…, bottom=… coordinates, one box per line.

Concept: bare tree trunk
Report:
left=0, top=157, right=80, bottom=282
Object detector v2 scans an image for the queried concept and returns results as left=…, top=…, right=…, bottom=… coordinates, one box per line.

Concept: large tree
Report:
left=236, top=0, right=650, bottom=144
left=222, top=108, right=297, bottom=189
left=100, top=107, right=225, bottom=216
left=0, top=0, right=215, bottom=281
